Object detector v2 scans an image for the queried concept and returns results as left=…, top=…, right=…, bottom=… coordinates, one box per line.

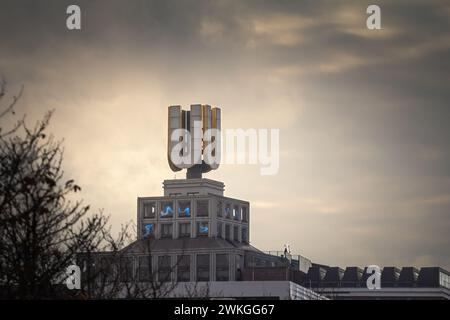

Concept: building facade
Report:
left=79, top=105, right=449, bottom=300
left=83, top=177, right=322, bottom=299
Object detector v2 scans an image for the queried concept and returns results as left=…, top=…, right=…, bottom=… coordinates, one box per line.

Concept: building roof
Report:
left=121, top=237, right=262, bottom=254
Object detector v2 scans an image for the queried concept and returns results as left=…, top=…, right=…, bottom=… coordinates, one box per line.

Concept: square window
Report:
left=138, top=256, right=152, bottom=282
left=216, top=254, right=229, bottom=281
left=197, top=222, right=209, bottom=236
left=196, top=200, right=209, bottom=217
left=233, top=205, right=239, bottom=220
left=241, top=207, right=248, bottom=222
left=179, top=222, right=191, bottom=238
left=217, top=201, right=223, bottom=217
left=225, top=203, right=231, bottom=218
left=143, top=202, right=156, bottom=219
left=98, top=257, right=114, bottom=282
left=120, top=257, right=134, bottom=282
left=158, top=256, right=171, bottom=282
left=196, top=254, right=210, bottom=281
left=178, top=200, right=191, bottom=218
left=225, top=224, right=231, bottom=240
left=177, top=255, right=191, bottom=282
left=160, top=223, right=173, bottom=238
left=142, top=223, right=154, bottom=238
left=242, top=228, right=248, bottom=243
left=217, top=222, right=223, bottom=238
left=160, top=201, right=174, bottom=218
left=233, top=225, right=239, bottom=241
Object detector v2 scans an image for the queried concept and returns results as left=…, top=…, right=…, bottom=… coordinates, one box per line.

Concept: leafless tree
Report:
left=0, top=82, right=128, bottom=299
left=0, top=78, right=24, bottom=138
left=79, top=234, right=195, bottom=299
left=0, top=81, right=205, bottom=300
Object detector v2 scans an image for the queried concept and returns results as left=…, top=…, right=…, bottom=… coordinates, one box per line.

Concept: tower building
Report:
left=95, top=104, right=322, bottom=299
left=123, top=105, right=299, bottom=287
left=80, top=105, right=450, bottom=300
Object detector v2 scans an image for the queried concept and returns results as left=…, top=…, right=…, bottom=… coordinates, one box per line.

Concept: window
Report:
left=80, top=259, right=88, bottom=272
left=80, top=259, right=88, bottom=282
left=197, top=254, right=210, bottom=281
left=196, top=200, right=209, bottom=217
left=99, top=257, right=108, bottom=272
left=197, top=222, right=209, bottom=236
left=444, top=273, right=450, bottom=289
left=236, top=255, right=243, bottom=281
left=160, top=201, right=174, bottom=218
left=233, top=225, right=239, bottom=241
left=177, top=255, right=190, bottom=282
left=233, top=205, right=239, bottom=220
left=179, top=222, right=191, bottom=238
left=120, top=257, right=134, bottom=282
left=440, top=272, right=450, bottom=289
left=158, top=256, right=171, bottom=282
left=217, top=221, right=223, bottom=238
left=225, top=224, right=231, bottom=240
left=160, top=223, right=173, bottom=238
left=143, top=202, right=156, bottom=219
left=101, top=257, right=116, bottom=282
left=217, top=201, right=223, bottom=217
left=225, top=203, right=231, bottom=218
left=242, top=227, right=248, bottom=243
left=99, top=257, right=111, bottom=281
left=241, top=206, right=248, bottom=222
left=142, top=223, right=154, bottom=238
left=178, top=200, right=191, bottom=218
left=216, top=254, right=229, bottom=281
left=138, top=256, right=152, bottom=282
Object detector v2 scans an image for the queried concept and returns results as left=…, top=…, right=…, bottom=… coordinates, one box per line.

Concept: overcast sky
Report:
left=1, top=0, right=449, bottom=269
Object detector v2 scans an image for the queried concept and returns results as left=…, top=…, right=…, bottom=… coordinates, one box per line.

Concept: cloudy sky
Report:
left=1, top=0, right=449, bottom=269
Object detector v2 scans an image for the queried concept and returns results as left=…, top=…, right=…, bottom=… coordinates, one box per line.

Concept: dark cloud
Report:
left=0, top=0, right=449, bottom=269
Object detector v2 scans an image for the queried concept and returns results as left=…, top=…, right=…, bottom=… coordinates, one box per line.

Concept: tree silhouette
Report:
left=0, top=82, right=122, bottom=298
left=0, top=81, right=193, bottom=299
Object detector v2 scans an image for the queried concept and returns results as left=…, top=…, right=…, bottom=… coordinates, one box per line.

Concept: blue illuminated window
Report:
left=197, top=222, right=209, bottom=236
left=160, top=201, right=174, bottom=218
left=143, top=223, right=154, bottom=238
left=178, top=201, right=191, bottom=217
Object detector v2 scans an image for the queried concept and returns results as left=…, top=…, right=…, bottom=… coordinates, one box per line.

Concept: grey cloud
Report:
left=0, top=0, right=449, bottom=269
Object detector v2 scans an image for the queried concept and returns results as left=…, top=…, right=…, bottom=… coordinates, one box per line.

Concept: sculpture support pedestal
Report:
left=163, top=178, right=225, bottom=196
left=186, top=162, right=212, bottom=179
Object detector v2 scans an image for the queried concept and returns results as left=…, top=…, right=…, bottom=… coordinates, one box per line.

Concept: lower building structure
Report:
left=80, top=178, right=450, bottom=300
